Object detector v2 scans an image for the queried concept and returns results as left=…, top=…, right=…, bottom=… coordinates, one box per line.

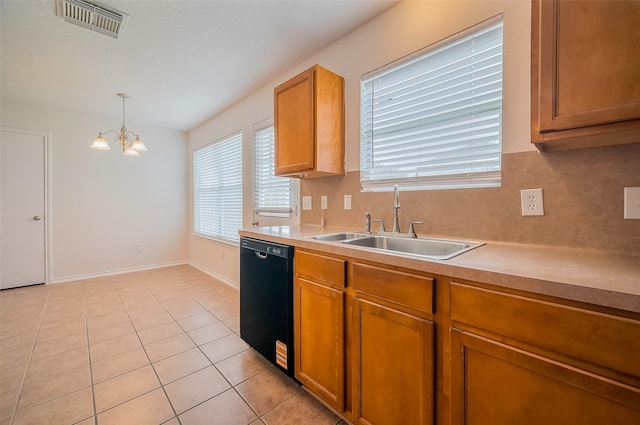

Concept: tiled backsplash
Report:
left=301, top=143, right=640, bottom=256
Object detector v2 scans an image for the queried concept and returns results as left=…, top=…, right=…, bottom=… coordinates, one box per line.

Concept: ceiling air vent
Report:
left=56, top=0, right=128, bottom=39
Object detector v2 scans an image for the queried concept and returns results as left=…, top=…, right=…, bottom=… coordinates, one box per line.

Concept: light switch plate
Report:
left=344, top=195, right=352, bottom=210
left=321, top=195, right=328, bottom=210
left=520, top=188, right=544, bottom=216
left=302, top=196, right=312, bottom=210
left=624, top=187, right=640, bottom=219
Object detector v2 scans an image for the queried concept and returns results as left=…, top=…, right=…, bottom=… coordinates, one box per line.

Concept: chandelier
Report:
left=90, top=93, right=148, bottom=156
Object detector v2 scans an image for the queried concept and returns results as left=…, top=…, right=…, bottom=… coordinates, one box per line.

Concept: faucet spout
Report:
left=364, top=212, right=371, bottom=233
left=393, top=184, right=400, bottom=208
left=392, top=184, right=401, bottom=233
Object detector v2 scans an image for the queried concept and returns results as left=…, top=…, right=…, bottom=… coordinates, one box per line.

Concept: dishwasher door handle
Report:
left=255, top=251, right=268, bottom=259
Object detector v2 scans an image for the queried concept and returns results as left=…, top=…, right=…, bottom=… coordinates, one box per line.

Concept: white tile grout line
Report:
left=107, top=272, right=183, bottom=425
left=83, top=276, right=100, bottom=425
left=89, top=267, right=244, bottom=424
left=7, top=283, right=50, bottom=425
left=1, top=266, right=320, bottom=425
left=133, top=267, right=268, bottom=424
left=147, top=267, right=257, bottom=424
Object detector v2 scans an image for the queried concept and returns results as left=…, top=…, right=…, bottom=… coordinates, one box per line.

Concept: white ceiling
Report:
left=1, top=0, right=397, bottom=132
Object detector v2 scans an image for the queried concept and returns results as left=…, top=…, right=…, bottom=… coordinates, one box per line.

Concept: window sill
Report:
left=192, top=232, right=239, bottom=248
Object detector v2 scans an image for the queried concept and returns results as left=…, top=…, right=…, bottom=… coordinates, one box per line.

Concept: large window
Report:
left=253, top=117, right=294, bottom=221
left=194, top=132, right=242, bottom=242
left=360, top=16, right=503, bottom=192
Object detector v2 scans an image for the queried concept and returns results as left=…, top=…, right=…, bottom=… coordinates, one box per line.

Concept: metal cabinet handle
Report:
left=33, top=216, right=42, bottom=221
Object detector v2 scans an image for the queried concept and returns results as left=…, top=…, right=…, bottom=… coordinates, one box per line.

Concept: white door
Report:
left=1, top=129, right=47, bottom=289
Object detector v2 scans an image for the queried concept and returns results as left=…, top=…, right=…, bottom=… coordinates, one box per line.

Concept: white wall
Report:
left=187, top=0, right=532, bottom=284
left=1, top=100, right=188, bottom=281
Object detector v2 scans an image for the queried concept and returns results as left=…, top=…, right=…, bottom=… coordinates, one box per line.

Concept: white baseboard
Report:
left=49, top=260, right=188, bottom=284
left=187, top=260, right=239, bottom=290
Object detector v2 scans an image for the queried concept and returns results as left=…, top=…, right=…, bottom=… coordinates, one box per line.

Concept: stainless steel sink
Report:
left=312, top=232, right=370, bottom=242
left=341, top=235, right=484, bottom=260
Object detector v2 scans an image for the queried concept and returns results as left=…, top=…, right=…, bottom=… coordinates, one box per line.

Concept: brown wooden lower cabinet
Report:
left=293, top=248, right=640, bottom=425
left=294, top=276, right=345, bottom=412
left=352, top=298, right=434, bottom=425
left=450, top=329, right=640, bottom=425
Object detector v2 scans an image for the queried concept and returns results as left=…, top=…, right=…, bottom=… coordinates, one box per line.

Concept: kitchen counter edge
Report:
left=239, top=225, right=640, bottom=314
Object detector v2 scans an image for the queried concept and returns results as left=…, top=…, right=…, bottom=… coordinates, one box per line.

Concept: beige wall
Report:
left=1, top=100, right=188, bottom=281
left=306, top=0, right=533, bottom=169
left=188, top=0, right=639, bottom=285
left=297, top=0, right=640, bottom=256
left=188, top=0, right=534, bottom=283
left=301, top=145, right=640, bottom=256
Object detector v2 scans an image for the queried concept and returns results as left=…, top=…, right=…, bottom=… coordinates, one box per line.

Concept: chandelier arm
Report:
left=100, top=129, right=120, bottom=137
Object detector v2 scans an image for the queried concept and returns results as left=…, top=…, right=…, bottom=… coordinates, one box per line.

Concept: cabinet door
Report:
left=532, top=0, right=640, bottom=149
left=353, top=298, right=434, bottom=425
left=294, top=277, right=345, bottom=411
left=450, top=329, right=640, bottom=425
left=537, top=0, right=640, bottom=131
left=274, top=68, right=315, bottom=175
left=450, top=281, right=640, bottom=381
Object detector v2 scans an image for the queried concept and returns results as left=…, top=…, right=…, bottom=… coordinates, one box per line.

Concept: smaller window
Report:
left=193, top=132, right=242, bottom=243
left=253, top=117, right=294, bottom=218
left=360, top=16, right=503, bottom=192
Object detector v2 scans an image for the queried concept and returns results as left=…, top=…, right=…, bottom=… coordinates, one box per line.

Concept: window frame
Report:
left=360, top=15, right=504, bottom=192
left=251, top=117, right=298, bottom=226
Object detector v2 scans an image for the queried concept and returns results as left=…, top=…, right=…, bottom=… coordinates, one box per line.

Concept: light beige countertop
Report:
left=239, top=225, right=640, bottom=314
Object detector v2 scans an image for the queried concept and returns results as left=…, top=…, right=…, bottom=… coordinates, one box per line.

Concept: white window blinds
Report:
left=360, top=16, right=503, bottom=192
left=194, top=132, right=242, bottom=242
left=253, top=118, right=293, bottom=217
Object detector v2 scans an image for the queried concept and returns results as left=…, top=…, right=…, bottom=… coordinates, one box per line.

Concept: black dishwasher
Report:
left=239, top=237, right=296, bottom=379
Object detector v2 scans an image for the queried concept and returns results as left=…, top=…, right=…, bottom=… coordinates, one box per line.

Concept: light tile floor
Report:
left=0, top=265, right=345, bottom=425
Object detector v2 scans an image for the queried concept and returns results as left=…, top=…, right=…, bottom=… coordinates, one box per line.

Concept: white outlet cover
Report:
left=321, top=195, right=328, bottom=210
left=520, top=188, right=544, bottom=216
left=624, top=187, right=640, bottom=219
left=302, top=196, right=312, bottom=210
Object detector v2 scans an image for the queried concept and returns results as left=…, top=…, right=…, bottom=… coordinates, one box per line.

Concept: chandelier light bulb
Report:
left=131, top=135, right=148, bottom=151
left=123, top=147, right=140, bottom=157
left=90, top=133, right=111, bottom=150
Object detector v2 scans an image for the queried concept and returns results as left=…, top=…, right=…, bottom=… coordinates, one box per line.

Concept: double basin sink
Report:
left=311, top=232, right=484, bottom=260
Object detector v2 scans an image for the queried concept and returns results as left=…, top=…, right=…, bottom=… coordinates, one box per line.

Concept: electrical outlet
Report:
left=321, top=195, right=328, bottom=210
left=624, top=187, right=640, bottom=219
left=135, top=243, right=143, bottom=253
left=302, top=196, right=312, bottom=210
left=520, top=188, right=544, bottom=216
left=344, top=195, right=352, bottom=210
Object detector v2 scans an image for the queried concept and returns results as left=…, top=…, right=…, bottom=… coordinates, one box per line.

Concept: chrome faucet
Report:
left=373, top=184, right=423, bottom=238
left=364, top=212, right=371, bottom=233
left=392, top=184, right=401, bottom=233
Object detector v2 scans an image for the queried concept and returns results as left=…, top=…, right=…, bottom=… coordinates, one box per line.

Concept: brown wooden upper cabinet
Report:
left=274, top=65, right=345, bottom=178
left=531, top=0, right=640, bottom=151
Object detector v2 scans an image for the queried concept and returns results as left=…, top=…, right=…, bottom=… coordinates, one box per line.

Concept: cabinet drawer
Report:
left=352, top=263, right=434, bottom=314
left=295, top=249, right=346, bottom=288
left=450, top=282, right=640, bottom=378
